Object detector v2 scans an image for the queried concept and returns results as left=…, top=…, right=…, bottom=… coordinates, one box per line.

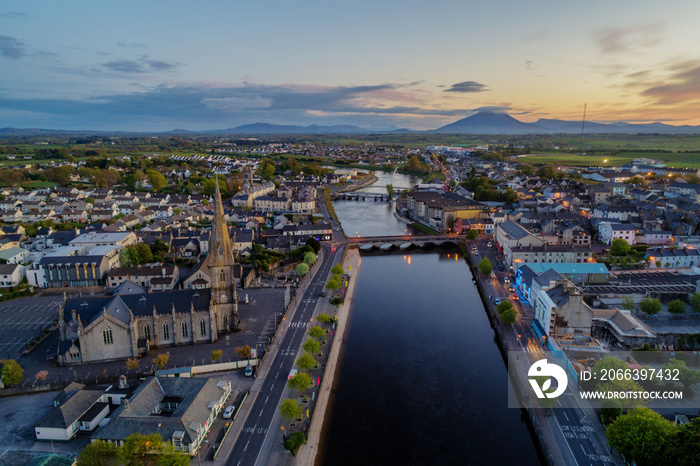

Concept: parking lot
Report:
left=0, top=295, right=63, bottom=361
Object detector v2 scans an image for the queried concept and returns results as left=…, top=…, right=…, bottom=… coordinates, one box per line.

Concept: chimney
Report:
left=118, top=375, right=128, bottom=389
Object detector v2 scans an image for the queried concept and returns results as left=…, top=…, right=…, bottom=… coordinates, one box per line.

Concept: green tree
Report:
left=146, top=169, right=168, bottom=192
left=331, top=264, right=345, bottom=276
left=325, top=275, right=341, bottom=291
left=610, top=238, right=631, bottom=256
left=662, top=358, right=700, bottom=388
left=303, top=338, right=321, bottom=354
left=667, top=299, right=686, bottom=315
left=303, top=252, right=317, bottom=265
left=296, top=263, right=309, bottom=276
left=664, top=418, right=700, bottom=465
left=406, top=155, right=424, bottom=173
left=499, top=307, right=517, bottom=324
left=535, top=165, right=556, bottom=179
left=308, top=326, right=325, bottom=341
left=1, top=359, right=23, bottom=386
left=386, top=184, right=394, bottom=200
left=315, top=313, right=334, bottom=324
left=496, top=300, right=513, bottom=314
left=621, top=296, right=636, bottom=311
left=296, top=352, right=317, bottom=371
left=638, top=297, right=662, bottom=315
left=287, top=431, right=307, bottom=450
left=600, top=398, right=623, bottom=426
left=690, top=293, right=700, bottom=312
left=119, top=432, right=167, bottom=466
left=135, top=243, right=153, bottom=263
left=279, top=398, right=302, bottom=423
left=305, top=237, right=321, bottom=254
left=288, top=372, right=313, bottom=394
left=234, top=345, right=252, bottom=359
left=465, top=229, right=479, bottom=240
left=126, top=358, right=139, bottom=371
left=211, top=350, right=223, bottom=362
left=76, top=440, right=120, bottom=466
left=606, top=408, right=675, bottom=466
left=478, top=257, right=493, bottom=275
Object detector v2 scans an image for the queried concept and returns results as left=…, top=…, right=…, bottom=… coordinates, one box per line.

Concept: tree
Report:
left=296, top=352, right=317, bottom=371
left=621, top=296, right=636, bottom=311
left=478, top=257, right=493, bottom=276
left=303, top=252, right=317, bottom=265
left=606, top=408, right=675, bottom=466
left=146, top=169, right=168, bottom=192
left=308, top=326, right=325, bottom=341
left=315, top=313, right=334, bottom=324
left=288, top=372, right=313, bottom=394
left=126, top=358, right=139, bottom=371
left=667, top=299, right=686, bottom=315
left=325, top=275, right=341, bottom=291
left=287, top=431, right=307, bottom=451
left=406, top=155, right=424, bottom=173
left=211, top=350, right=223, bottom=362
left=465, top=229, right=479, bottom=240
left=77, top=440, right=120, bottom=466
left=119, top=432, right=167, bottom=466
left=610, top=238, right=631, bottom=256
left=662, top=358, right=700, bottom=388
left=153, top=353, right=170, bottom=370
left=600, top=398, right=622, bottom=426
left=35, top=370, right=48, bottom=382
left=535, top=165, right=556, bottom=179
left=386, top=184, right=394, bottom=200
left=235, top=345, right=252, bottom=359
left=639, top=297, right=662, bottom=315
left=664, top=418, right=700, bottom=465
left=135, top=243, right=153, bottom=263
left=305, top=237, right=321, bottom=254
left=303, top=338, right=321, bottom=354
left=1, top=359, right=23, bottom=386
left=296, top=263, right=309, bottom=276
left=279, top=398, right=302, bottom=423
left=496, top=300, right=513, bottom=314
left=499, top=307, right=517, bottom=324
left=690, top=293, right=700, bottom=312
left=331, top=264, right=345, bottom=276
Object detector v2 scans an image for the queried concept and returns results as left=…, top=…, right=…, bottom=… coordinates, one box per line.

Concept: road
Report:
left=224, top=242, right=345, bottom=466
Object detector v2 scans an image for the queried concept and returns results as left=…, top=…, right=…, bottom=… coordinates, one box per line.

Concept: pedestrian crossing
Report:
left=288, top=321, right=310, bottom=329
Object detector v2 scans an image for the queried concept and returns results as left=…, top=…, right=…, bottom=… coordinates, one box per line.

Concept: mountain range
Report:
left=2, top=112, right=700, bottom=135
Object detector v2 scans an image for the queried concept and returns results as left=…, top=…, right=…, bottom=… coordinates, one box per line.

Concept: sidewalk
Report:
left=290, top=248, right=360, bottom=466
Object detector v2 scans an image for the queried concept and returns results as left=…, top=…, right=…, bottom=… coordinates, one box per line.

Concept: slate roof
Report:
left=498, top=220, right=531, bottom=240
left=63, top=289, right=211, bottom=326
left=35, top=388, right=104, bottom=429
left=547, top=283, right=572, bottom=307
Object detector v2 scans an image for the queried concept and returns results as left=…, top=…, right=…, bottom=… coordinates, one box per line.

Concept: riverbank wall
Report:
left=464, top=250, right=558, bottom=466
left=336, top=175, right=378, bottom=193
left=294, top=248, right=361, bottom=466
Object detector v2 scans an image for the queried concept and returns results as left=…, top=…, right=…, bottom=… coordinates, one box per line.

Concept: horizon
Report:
left=1, top=1, right=699, bottom=131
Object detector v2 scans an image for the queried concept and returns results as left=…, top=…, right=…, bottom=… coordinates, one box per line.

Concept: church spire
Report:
left=210, top=175, right=235, bottom=267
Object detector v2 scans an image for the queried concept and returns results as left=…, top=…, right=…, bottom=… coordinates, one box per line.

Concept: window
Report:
left=220, top=270, right=226, bottom=283
left=143, top=324, right=151, bottom=340
left=223, top=315, right=228, bottom=328
left=200, top=319, right=207, bottom=337
left=103, top=326, right=113, bottom=345
left=182, top=321, right=188, bottom=338
left=163, top=322, right=170, bottom=340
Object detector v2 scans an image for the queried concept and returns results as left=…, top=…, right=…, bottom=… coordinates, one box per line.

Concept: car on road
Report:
left=473, top=250, right=479, bottom=256
left=494, top=298, right=501, bottom=305
left=487, top=241, right=492, bottom=248
left=497, top=264, right=504, bottom=271
left=223, top=406, right=235, bottom=419
left=508, top=285, right=514, bottom=292
left=320, top=291, right=326, bottom=297
left=512, top=293, right=519, bottom=301
left=288, top=369, right=298, bottom=379
left=503, top=276, right=510, bottom=283
left=245, top=365, right=253, bottom=377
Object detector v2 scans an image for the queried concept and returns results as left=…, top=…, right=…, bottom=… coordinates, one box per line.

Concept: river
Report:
left=319, top=172, right=542, bottom=465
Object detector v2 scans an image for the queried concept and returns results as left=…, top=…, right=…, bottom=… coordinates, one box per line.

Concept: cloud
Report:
left=0, top=12, right=29, bottom=20
left=0, top=35, right=25, bottom=59
left=594, top=22, right=665, bottom=54
left=443, top=81, right=490, bottom=93
left=117, top=42, right=148, bottom=49
left=640, top=60, right=700, bottom=104
left=101, top=56, right=181, bottom=73
left=469, top=106, right=512, bottom=113
left=525, top=61, right=535, bottom=70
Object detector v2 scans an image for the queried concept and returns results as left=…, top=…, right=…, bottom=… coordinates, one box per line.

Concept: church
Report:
left=57, top=181, right=239, bottom=365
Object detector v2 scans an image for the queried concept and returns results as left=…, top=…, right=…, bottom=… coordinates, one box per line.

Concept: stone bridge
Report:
left=333, top=192, right=389, bottom=201
left=347, top=234, right=462, bottom=252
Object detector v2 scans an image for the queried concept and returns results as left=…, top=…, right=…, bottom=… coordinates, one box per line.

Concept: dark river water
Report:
left=320, top=172, right=542, bottom=465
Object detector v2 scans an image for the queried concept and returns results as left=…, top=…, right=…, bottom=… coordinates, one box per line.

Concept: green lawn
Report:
left=22, top=181, right=58, bottom=188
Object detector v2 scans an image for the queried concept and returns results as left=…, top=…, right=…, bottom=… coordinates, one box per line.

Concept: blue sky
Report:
left=1, top=0, right=699, bottom=131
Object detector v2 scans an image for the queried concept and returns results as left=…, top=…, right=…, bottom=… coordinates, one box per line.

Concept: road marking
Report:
left=244, top=440, right=249, bottom=451
left=580, top=445, right=586, bottom=455
left=563, top=412, right=569, bottom=421
left=264, top=396, right=269, bottom=404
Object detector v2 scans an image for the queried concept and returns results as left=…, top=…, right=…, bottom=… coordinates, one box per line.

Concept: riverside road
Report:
left=224, top=242, right=345, bottom=466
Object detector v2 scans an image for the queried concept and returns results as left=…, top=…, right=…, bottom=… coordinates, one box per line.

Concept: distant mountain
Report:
left=433, top=112, right=536, bottom=134
left=214, top=123, right=369, bottom=134
left=433, top=112, right=700, bottom=134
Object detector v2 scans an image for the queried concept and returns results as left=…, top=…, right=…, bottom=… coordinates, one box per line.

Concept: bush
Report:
left=288, top=431, right=306, bottom=447
left=330, top=297, right=343, bottom=306
left=284, top=439, right=296, bottom=451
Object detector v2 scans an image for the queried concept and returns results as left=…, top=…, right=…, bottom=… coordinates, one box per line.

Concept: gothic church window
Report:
left=103, top=326, right=113, bottom=345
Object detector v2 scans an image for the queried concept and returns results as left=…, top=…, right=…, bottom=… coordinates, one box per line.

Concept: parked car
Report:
left=245, top=365, right=253, bottom=377
left=474, top=250, right=479, bottom=256
left=288, top=369, right=298, bottom=379
left=320, top=291, right=327, bottom=297
left=223, top=406, right=235, bottom=419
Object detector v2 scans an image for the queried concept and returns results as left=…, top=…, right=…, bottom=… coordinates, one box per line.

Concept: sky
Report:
left=1, top=0, right=699, bottom=131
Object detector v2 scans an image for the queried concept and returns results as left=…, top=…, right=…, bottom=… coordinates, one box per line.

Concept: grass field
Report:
left=516, top=151, right=700, bottom=169
left=22, top=181, right=58, bottom=188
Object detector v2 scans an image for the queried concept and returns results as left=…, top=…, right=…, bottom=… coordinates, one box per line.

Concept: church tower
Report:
left=208, top=177, right=238, bottom=339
